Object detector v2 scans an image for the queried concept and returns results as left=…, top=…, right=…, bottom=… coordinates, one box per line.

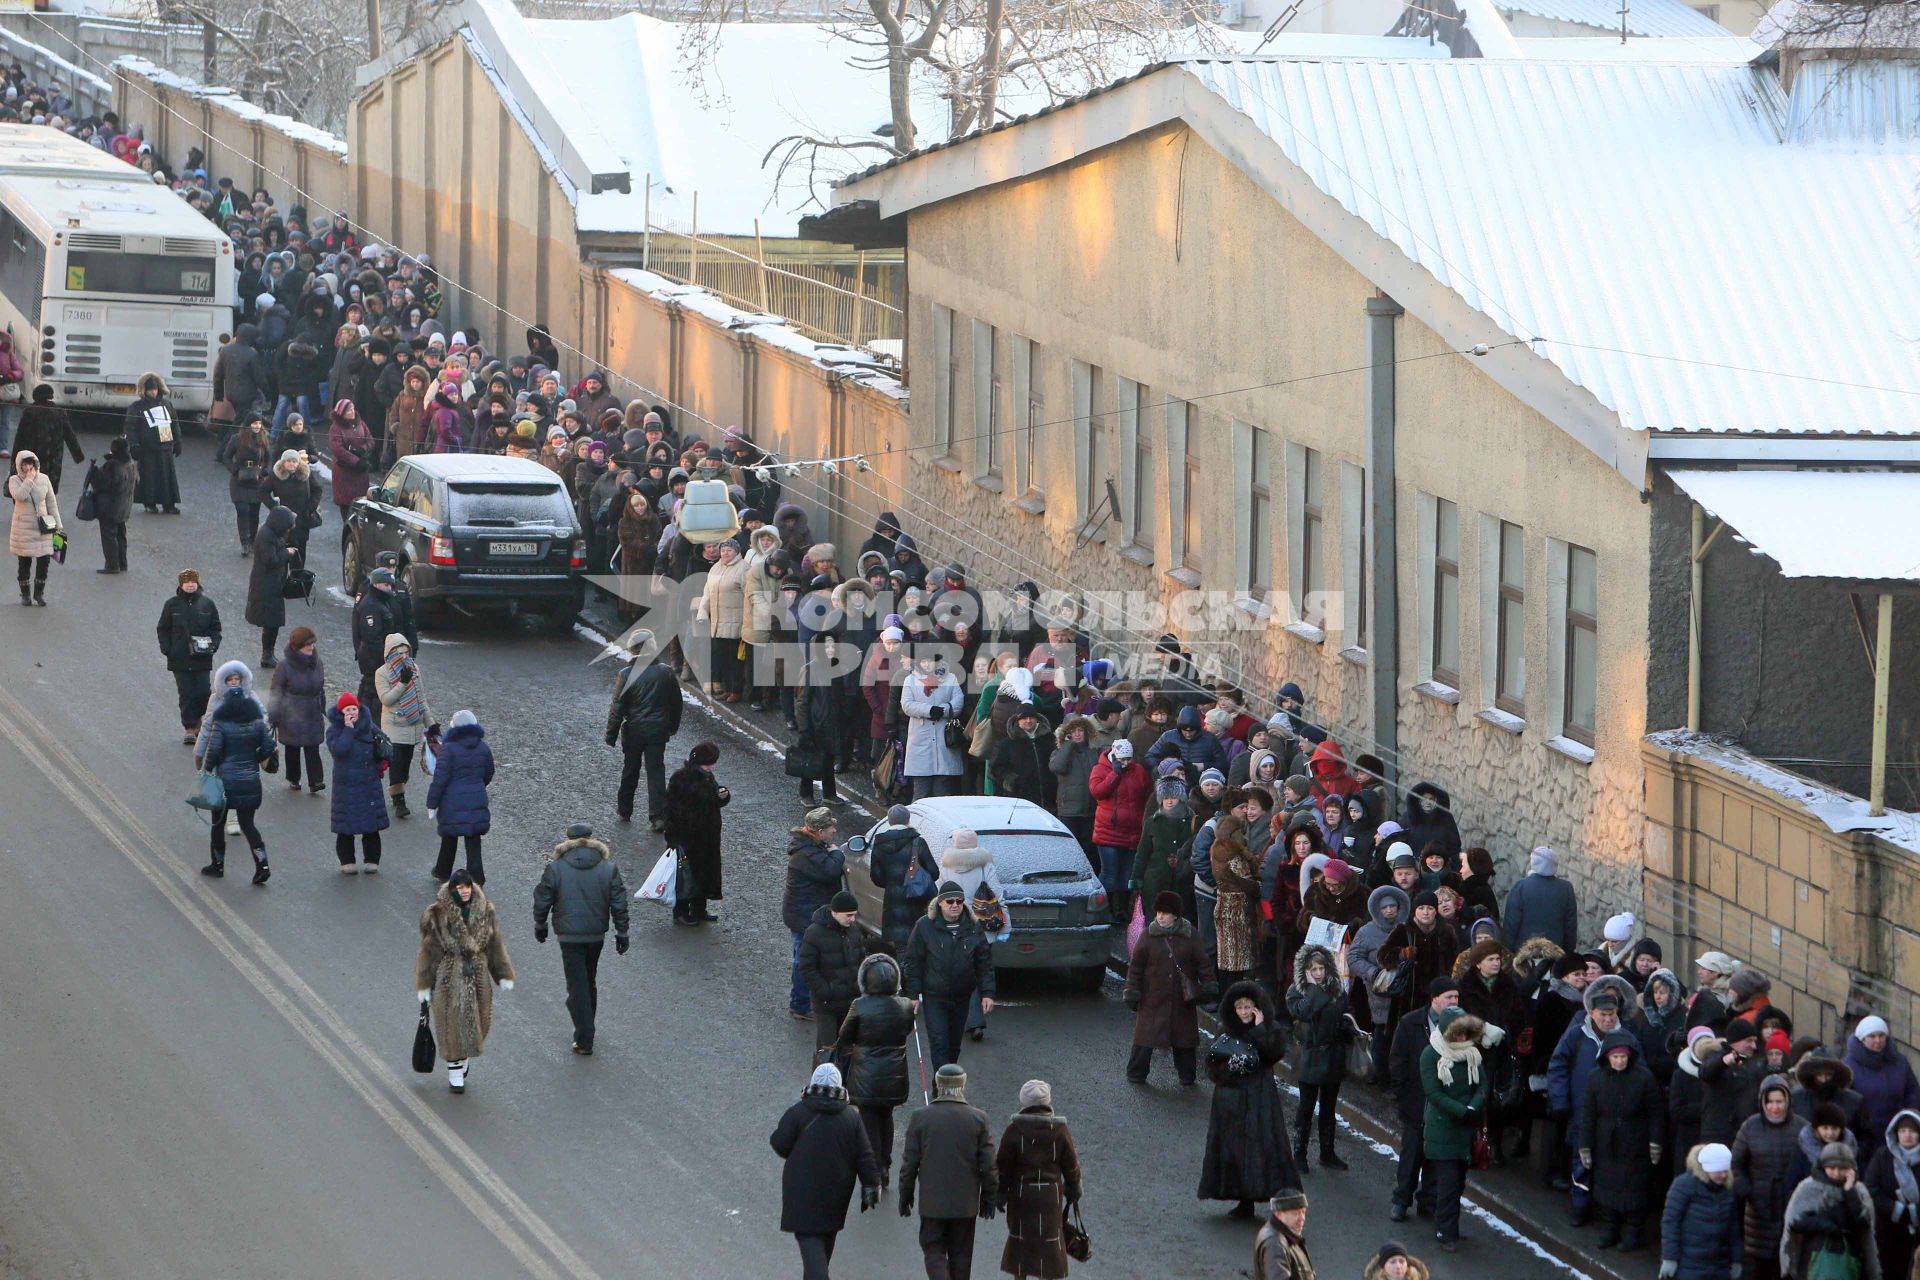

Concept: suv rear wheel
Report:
left=400, top=559, right=446, bottom=629
left=341, top=535, right=363, bottom=596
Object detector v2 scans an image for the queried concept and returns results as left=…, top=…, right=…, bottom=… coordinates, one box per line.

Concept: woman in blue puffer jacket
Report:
left=326, top=691, right=390, bottom=874
left=1660, top=1142, right=1742, bottom=1280
left=427, top=709, right=493, bottom=885
left=198, top=665, right=277, bottom=884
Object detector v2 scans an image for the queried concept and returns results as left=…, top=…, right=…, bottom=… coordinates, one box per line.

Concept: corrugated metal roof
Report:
left=1180, top=56, right=1920, bottom=436
left=1785, top=57, right=1920, bottom=143
left=1499, top=0, right=1730, bottom=38
left=1667, top=469, right=1920, bottom=579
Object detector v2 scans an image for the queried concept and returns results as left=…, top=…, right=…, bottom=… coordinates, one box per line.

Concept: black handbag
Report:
left=943, top=719, right=968, bottom=751
left=784, top=742, right=828, bottom=780
left=281, top=567, right=316, bottom=602
left=1063, top=1204, right=1091, bottom=1263
left=411, top=1005, right=435, bottom=1073
left=370, top=726, right=395, bottom=764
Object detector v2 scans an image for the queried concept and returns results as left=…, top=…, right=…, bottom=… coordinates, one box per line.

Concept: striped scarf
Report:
left=385, top=653, right=426, bottom=726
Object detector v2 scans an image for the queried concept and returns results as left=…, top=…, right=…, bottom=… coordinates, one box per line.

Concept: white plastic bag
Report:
left=636, top=846, right=678, bottom=906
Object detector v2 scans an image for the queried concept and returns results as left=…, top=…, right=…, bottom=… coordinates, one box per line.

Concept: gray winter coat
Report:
left=1732, top=1076, right=1809, bottom=1261
left=1048, top=728, right=1098, bottom=819
left=1502, top=871, right=1579, bottom=953
left=1349, top=884, right=1410, bottom=1025
left=900, top=1095, right=997, bottom=1220
left=532, top=836, right=631, bottom=942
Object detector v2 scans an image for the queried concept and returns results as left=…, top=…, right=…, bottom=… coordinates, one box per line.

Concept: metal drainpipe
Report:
left=1365, top=294, right=1403, bottom=773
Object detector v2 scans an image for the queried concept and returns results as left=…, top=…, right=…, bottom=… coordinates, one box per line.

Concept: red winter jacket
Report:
left=1088, top=752, right=1153, bottom=849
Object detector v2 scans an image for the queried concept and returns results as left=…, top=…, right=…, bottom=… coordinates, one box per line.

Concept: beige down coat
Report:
left=413, top=884, right=515, bottom=1062
left=698, top=551, right=750, bottom=639
left=7, top=453, right=60, bottom=558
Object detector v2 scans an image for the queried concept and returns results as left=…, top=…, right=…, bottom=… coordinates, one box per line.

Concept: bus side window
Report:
left=0, top=208, right=44, bottom=329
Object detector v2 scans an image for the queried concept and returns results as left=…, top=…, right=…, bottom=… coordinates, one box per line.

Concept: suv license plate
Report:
left=490, top=541, right=539, bottom=556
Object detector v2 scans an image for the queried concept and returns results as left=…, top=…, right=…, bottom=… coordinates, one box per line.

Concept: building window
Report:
left=1120, top=378, right=1153, bottom=554
left=1293, top=444, right=1323, bottom=625
left=1431, top=497, right=1460, bottom=687
left=1072, top=359, right=1107, bottom=526
left=972, top=319, right=999, bottom=480
left=931, top=303, right=956, bottom=457
left=1238, top=422, right=1272, bottom=597
left=1183, top=405, right=1202, bottom=572
left=1564, top=543, right=1597, bottom=746
left=1011, top=334, right=1041, bottom=497
left=1495, top=519, right=1527, bottom=715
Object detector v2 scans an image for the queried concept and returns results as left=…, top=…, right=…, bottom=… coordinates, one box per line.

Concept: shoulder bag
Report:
left=1164, top=937, right=1200, bottom=1006
left=1062, top=1204, right=1091, bottom=1263
left=188, top=769, right=226, bottom=811
left=1343, top=1014, right=1377, bottom=1084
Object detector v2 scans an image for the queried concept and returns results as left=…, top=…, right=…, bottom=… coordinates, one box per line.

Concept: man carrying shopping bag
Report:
left=532, top=821, right=630, bottom=1057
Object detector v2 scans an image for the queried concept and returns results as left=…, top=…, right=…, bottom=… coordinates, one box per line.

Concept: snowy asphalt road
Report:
left=0, top=433, right=1578, bottom=1278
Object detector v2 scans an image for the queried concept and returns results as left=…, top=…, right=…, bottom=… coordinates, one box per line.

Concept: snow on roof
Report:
left=1508, top=34, right=1765, bottom=59
left=464, top=0, right=1334, bottom=239
left=1666, top=469, right=1920, bottom=581
left=1499, top=0, right=1729, bottom=37
left=113, top=57, right=348, bottom=156
left=1174, top=55, right=1920, bottom=437
left=1647, top=729, right=1920, bottom=854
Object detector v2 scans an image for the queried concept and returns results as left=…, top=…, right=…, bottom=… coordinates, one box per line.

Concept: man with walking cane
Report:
left=900, top=1063, right=997, bottom=1280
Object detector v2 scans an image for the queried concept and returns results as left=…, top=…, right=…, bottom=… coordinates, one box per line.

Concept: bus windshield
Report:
left=63, top=251, right=216, bottom=298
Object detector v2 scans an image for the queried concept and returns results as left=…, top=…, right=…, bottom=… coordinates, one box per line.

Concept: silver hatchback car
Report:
left=845, top=796, right=1110, bottom=991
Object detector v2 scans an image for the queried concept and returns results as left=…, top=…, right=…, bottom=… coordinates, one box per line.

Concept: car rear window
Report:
left=976, top=833, right=1093, bottom=884
left=448, top=482, right=574, bottom=526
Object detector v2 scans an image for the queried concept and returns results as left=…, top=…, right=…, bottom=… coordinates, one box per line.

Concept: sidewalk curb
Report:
left=574, top=607, right=1635, bottom=1278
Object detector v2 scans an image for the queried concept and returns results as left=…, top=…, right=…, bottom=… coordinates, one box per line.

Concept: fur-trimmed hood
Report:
left=1217, top=979, right=1276, bottom=1039
left=1293, top=942, right=1340, bottom=993
left=551, top=836, right=611, bottom=868
left=1585, top=973, right=1635, bottom=1016
left=1513, top=936, right=1565, bottom=976
left=1366, top=883, right=1410, bottom=931
left=1453, top=937, right=1512, bottom=983
left=857, top=952, right=901, bottom=996
left=1795, top=1053, right=1855, bottom=1095
left=939, top=842, right=992, bottom=875
left=1055, top=715, right=1097, bottom=747
left=1685, top=1143, right=1730, bottom=1182
left=1678, top=1033, right=1724, bottom=1080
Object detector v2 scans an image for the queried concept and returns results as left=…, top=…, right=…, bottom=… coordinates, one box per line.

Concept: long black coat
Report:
left=835, top=956, right=915, bottom=1108
left=868, top=826, right=939, bottom=948
left=1732, top=1083, right=1808, bottom=1261
left=663, top=761, right=728, bottom=901
left=769, top=1089, right=879, bottom=1236
left=1199, top=981, right=1300, bottom=1202
left=12, top=405, right=83, bottom=490
left=246, top=508, right=297, bottom=628
left=157, top=588, right=222, bottom=672
left=1579, top=1034, right=1669, bottom=1212
left=267, top=647, right=326, bottom=747
left=991, top=725, right=1051, bottom=807
left=123, top=394, right=181, bottom=507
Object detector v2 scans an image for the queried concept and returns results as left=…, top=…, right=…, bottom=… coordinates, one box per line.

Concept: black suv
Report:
left=342, top=454, right=585, bottom=625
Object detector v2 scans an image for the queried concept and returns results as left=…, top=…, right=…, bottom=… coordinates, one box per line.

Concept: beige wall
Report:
left=112, top=62, right=350, bottom=218
left=899, top=123, right=1649, bottom=920
left=1643, top=736, right=1920, bottom=1056
left=351, top=37, right=582, bottom=360
left=583, top=266, right=911, bottom=556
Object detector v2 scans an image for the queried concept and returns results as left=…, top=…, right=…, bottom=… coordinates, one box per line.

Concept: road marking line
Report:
left=0, top=688, right=602, bottom=1280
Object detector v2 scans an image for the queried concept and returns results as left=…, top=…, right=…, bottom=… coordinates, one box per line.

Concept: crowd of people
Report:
left=10, top=93, right=1920, bottom=1279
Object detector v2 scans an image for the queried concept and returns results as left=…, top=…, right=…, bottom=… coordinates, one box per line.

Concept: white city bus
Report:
left=0, top=125, right=234, bottom=415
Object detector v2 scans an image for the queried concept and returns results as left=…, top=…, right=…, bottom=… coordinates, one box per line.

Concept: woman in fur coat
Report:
left=413, top=870, right=515, bottom=1094
left=1199, top=980, right=1300, bottom=1218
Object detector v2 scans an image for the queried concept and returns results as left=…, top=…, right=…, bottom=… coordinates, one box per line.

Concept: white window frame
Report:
left=1340, top=461, right=1366, bottom=653
left=1118, top=377, right=1153, bottom=557
left=1486, top=517, right=1527, bottom=717
left=1011, top=334, right=1042, bottom=502
left=931, top=303, right=955, bottom=457
left=1286, top=442, right=1325, bottom=632
left=1233, top=420, right=1272, bottom=600
left=1417, top=494, right=1461, bottom=690
left=1549, top=539, right=1597, bottom=748
left=1071, top=359, right=1107, bottom=530
left=972, top=319, right=1000, bottom=483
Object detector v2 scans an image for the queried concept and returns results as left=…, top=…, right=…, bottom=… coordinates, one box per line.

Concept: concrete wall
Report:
left=0, top=22, right=113, bottom=117
left=352, top=35, right=583, bottom=365
left=1643, top=733, right=1920, bottom=1055
left=898, top=123, right=1650, bottom=923
left=111, top=58, right=349, bottom=215
left=1646, top=477, right=1920, bottom=805
left=582, top=265, right=910, bottom=556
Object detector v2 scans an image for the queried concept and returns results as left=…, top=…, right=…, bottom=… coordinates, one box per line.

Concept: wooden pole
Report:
left=753, top=217, right=770, bottom=312
left=851, top=250, right=866, bottom=347
left=365, top=0, right=383, bottom=59
left=1688, top=503, right=1703, bottom=731
left=642, top=174, right=651, bottom=272
left=1871, top=590, right=1893, bottom=816
left=689, top=192, right=699, bottom=289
